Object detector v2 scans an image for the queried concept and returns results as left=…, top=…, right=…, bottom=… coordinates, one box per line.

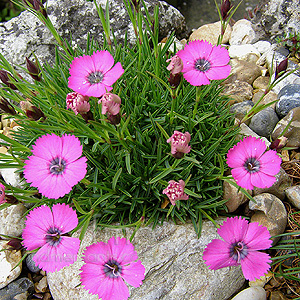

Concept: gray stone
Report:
left=238, top=123, right=270, bottom=146
left=0, top=204, right=26, bottom=237
left=0, top=0, right=187, bottom=68
left=229, top=19, right=256, bottom=45
left=253, top=168, right=292, bottom=201
left=252, top=90, right=277, bottom=109
left=47, top=219, right=245, bottom=300
left=0, top=277, right=34, bottom=300
left=253, top=76, right=270, bottom=90
left=249, top=107, right=279, bottom=138
left=230, top=101, right=254, bottom=121
left=272, top=106, right=300, bottom=148
left=231, top=286, right=266, bottom=300
left=221, top=80, right=253, bottom=105
left=25, top=253, right=41, bottom=273
left=276, top=84, right=300, bottom=118
left=250, top=193, right=287, bottom=245
left=285, top=185, right=300, bottom=209
left=0, top=241, right=22, bottom=289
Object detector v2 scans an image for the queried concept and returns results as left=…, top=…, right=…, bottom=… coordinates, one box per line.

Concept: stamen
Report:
left=49, top=157, right=66, bottom=175
left=194, top=58, right=211, bottom=72
left=244, top=157, right=260, bottom=174
left=87, top=71, right=104, bottom=85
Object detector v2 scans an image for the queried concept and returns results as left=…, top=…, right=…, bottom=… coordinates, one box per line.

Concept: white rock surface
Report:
left=252, top=41, right=272, bottom=54
left=0, top=204, right=27, bottom=237
left=0, top=168, right=24, bottom=189
left=228, top=44, right=260, bottom=62
left=47, top=219, right=245, bottom=300
left=229, top=19, right=256, bottom=45
left=0, top=241, right=22, bottom=289
left=231, top=287, right=266, bottom=300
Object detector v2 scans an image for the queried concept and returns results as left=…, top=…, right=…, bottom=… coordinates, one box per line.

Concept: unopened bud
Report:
left=275, top=58, right=288, bottom=81
left=0, top=97, right=16, bottom=115
left=221, top=0, right=231, bottom=21
left=26, top=57, right=41, bottom=81
left=0, top=183, right=5, bottom=204
left=20, top=101, right=46, bottom=121
left=0, top=70, right=17, bottom=90
left=270, top=136, right=288, bottom=151
left=5, top=195, right=19, bottom=204
left=7, top=238, right=23, bottom=251
left=33, top=0, right=48, bottom=18
left=168, top=73, right=182, bottom=89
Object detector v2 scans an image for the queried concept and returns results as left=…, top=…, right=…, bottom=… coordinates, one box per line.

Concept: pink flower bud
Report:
left=221, top=0, right=231, bottom=21
left=166, top=55, right=183, bottom=75
left=0, top=183, right=5, bottom=204
left=167, top=131, right=191, bottom=158
left=66, top=92, right=90, bottom=115
left=162, top=180, right=189, bottom=205
left=0, top=70, right=17, bottom=90
left=98, top=93, right=121, bottom=116
left=20, top=101, right=46, bottom=121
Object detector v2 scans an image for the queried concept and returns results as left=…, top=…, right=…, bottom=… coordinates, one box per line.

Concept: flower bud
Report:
left=99, top=93, right=121, bottom=125
left=66, top=92, right=90, bottom=115
left=0, top=97, right=16, bottom=116
left=0, top=70, right=17, bottom=90
left=26, top=57, right=41, bottom=81
left=168, top=73, right=182, bottom=89
left=274, top=58, right=288, bottom=81
left=7, top=238, right=23, bottom=251
left=270, top=136, right=287, bottom=151
left=33, top=0, right=48, bottom=18
left=167, top=131, right=191, bottom=159
left=20, top=101, right=46, bottom=121
left=5, top=195, right=19, bottom=204
left=221, top=0, right=231, bottom=21
left=0, top=183, right=5, bottom=205
left=166, top=55, right=183, bottom=75
left=162, top=180, right=189, bottom=205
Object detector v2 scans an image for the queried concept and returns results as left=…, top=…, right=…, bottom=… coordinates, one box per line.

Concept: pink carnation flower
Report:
left=167, top=131, right=191, bottom=157
left=226, top=136, right=282, bottom=190
left=80, top=236, right=145, bottom=300
left=166, top=55, right=183, bottom=75
left=98, top=93, right=121, bottom=116
left=162, top=180, right=189, bottom=205
left=176, top=40, right=231, bottom=86
left=0, top=183, right=5, bottom=204
left=66, top=92, right=90, bottom=115
left=23, top=133, right=87, bottom=199
left=203, top=216, right=272, bottom=281
left=68, top=50, right=124, bottom=97
left=22, top=203, right=80, bottom=273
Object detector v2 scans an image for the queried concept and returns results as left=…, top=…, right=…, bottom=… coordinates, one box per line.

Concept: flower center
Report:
left=103, top=259, right=122, bottom=278
left=194, top=58, right=211, bottom=72
left=230, top=241, right=248, bottom=263
left=87, top=71, right=104, bottom=85
left=244, top=157, right=260, bottom=174
left=45, top=227, right=62, bottom=247
left=49, top=157, right=66, bottom=175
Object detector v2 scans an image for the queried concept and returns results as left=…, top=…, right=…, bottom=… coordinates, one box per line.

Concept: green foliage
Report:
left=0, top=1, right=23, bottom=22
left=0, top=0, right=239, bottom=237
left=276, top=32, right=300, bottom=56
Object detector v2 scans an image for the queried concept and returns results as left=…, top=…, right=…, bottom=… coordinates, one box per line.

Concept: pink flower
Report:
left=203, top=216, right=272, bottom=281
left=68, top=50, right=124, bottom=97
left=226, top=136, right=282, bottom=190
left=66, top=92, right=90, bottom=115
left=162, top=180, right=189, bottom=205
left=22, top=203, right=80, bottom=273
left=80, top=236, right=145, bottom=300
left=176, top=40, right=231, bottom=86
left=0, top=183, right=5, bottom=204
left=166, top=55, right=183, bottom=75
left=98, top=93, right=121, bottom=116
left=23, top=133, right=87, bottom=199
left=167, top=131, right=191, bottom=158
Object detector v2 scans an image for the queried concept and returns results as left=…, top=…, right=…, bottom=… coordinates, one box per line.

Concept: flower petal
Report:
left=205, top=65, right=231, bottom=81
left=231, top=167, right=254, bottom=190
left=250, top=171, right=277, bottom=189
left=102, top=62, right=124, bottom=86
left=183, top=69, right=210, bottom=86
left=259, top=150, right=282, bottom=176
left=122, top=260, right=145, bottom=287
left=92, top=50, right=115, bottom=74
left=52, top=203, right=78, bottom=234
left=60, top=134, right=84, bottom=163
left=208, top=44, right=230, bottom=66
left=244, top=221, right=272, bottom=250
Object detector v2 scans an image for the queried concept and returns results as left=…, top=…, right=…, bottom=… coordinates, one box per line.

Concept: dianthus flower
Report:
left=166, top=55, right=183, bottom=75
left=80, top=236, right=145, bottom=300
left=23, top=133, right=87, bottom=199
left=167, top=130, right=191, bottom=158
left=176, top=40, right=231, bottom=86
left=0, top=183, right=5, bottom=204
left=98, top=93, right=121, bottom=116
left=22, top=203, right=80, bottom=273
left=68, top=50, right=124, bottom=97
left=66, top=92, right=90, bottom=115
left=203, top=216, right=272, bottom=281
left=162, top=180, right=189, bottom=205
left=226, top=136, right=282, bottom=190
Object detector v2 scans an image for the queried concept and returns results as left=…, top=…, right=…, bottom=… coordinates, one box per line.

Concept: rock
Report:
left=230, top=101, right=254, bottom=121
left=272, top=107, right=300, bottom=148
left=269, top=290, right=287, bottom=300
left=0, top=277, right=34, bottom=300
left=222, top=80, right=253, bottom=104
left=35, top=276, right=48, bottom=293
left=231, top=286, right=266, bottom=300
left=252, top=41, right=272, bottom=54
left=238, top=123, right=270, bottom=146
left=47, top=219, right=245, bottom=300
left=228, top=44, right=260, bottom=63
left=0, top=0, right=187, bottom=68
left=0, top=204, right=26, bottom=237
left=189, top=21, right=232, bottom=45
left=276, top=84, right=300, bottom=118
left=0, top=241, right=22, bottom=289
left=25, top=253, right=41, bottom=273
left=253, top=76, right=270, bottom=90
left=285, top=186, right=300, bottom=209
left=0, top=167, right=24, bottom=189
left=229, top=19, right=256, bottom=45
left=252, top=0, right=300, bottom=43
left=252, top=90, right=278, bottom=109
left=250, top=193, right=287, bottom=245
left=249, top=107, right=279, bottom=138
left=253, top=168, right=292, bottom=201
left=249, top=272, right=272, bottom=288
left=225, top=59, right=262, bottom=85
left=223, top=178, right=250, bottom=212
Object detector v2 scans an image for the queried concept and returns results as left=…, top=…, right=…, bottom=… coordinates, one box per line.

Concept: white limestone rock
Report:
left=229, top=19, right=256, bottom=45
left=231, top=287, right=266, bottom=300
left=228, top=44, right=260, bottom=62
